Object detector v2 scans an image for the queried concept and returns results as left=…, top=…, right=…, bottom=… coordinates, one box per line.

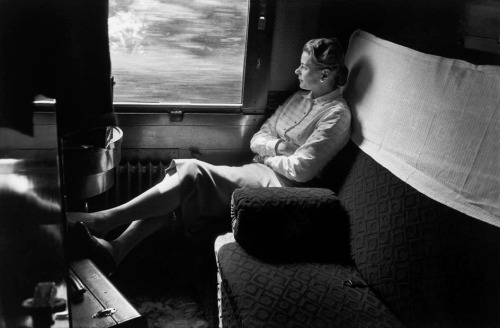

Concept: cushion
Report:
left=231, top=187, right=349, bottom=262
left=215, top=233, right=403, bottom=328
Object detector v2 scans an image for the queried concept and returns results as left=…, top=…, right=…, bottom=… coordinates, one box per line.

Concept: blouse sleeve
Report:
left=250, top=94, right=294, bottom=157
left=264, top=103, right=351, bottom=183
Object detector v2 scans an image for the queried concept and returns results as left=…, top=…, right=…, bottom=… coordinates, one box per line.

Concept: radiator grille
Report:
left=87, top=160, right=171, bottom=211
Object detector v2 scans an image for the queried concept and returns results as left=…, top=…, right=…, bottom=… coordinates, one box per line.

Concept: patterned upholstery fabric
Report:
left=215, top=233, right=403, bottom=328
left=231, top=187, right=349, bottom=262
left=336, top=141, right=500, bottom=327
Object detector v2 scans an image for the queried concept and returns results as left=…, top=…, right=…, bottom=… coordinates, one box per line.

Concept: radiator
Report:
left=88, top=160, right=171, bottom=211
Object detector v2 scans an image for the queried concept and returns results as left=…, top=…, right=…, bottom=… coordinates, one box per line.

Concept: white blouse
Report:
left=250, top=88, right=351, bottom=183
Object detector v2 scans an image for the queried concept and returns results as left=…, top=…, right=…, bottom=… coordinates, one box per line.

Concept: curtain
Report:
left=0, top=0, right=117, bottom=141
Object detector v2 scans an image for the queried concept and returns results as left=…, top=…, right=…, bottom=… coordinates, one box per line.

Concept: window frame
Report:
left=109, top=0, right=275, bottom=115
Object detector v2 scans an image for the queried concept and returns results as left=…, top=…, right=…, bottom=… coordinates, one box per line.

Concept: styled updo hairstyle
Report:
left=302, top=38, right=349, bottom=88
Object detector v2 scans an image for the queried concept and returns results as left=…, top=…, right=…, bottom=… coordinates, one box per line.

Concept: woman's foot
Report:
left=66, top=212, right=110, bottom=238
left=90, top=236, right=118, bottom=276
left=71, top=222, right=118, bottom=276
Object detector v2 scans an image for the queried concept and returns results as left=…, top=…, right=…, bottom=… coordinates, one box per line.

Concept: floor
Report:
left=109, top=222, right=211, bottom=328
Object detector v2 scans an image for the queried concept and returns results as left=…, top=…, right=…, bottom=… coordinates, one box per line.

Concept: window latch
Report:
left=169, top=110, right=184, bottom=122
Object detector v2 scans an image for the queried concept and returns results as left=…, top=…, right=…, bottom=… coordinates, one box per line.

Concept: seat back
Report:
left=327, top=139, right=500, bottom=327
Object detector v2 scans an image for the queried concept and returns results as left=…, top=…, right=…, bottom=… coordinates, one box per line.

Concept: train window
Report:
left=110, top=0, right=273, bottom=113
left=110, top=0, right=248, bottom=105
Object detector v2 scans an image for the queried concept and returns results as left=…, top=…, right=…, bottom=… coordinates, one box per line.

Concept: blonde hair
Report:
left=303, top=38, right=348, bottom=87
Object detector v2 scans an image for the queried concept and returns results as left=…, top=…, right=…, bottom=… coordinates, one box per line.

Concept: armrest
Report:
left=231, top=187, right=349, bottom=262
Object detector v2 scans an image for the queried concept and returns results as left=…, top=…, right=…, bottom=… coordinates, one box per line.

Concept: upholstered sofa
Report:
left=213, top=30, right=500, bottom=327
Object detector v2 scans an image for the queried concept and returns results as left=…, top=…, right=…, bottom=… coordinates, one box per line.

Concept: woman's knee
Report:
left=182, top=159, right=209, bottom=181
left=157, top=171, right=180, bottom=194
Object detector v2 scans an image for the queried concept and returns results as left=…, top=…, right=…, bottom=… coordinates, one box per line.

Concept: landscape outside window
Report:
left=109, top=0, right=249, bottom=104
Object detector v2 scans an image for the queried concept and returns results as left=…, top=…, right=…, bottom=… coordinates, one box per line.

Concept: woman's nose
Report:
left=295, top=68, right=300, bottom=75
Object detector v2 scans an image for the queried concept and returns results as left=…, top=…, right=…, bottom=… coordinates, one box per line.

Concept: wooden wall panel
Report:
left=268, top=0, right=323, bottom=91
left=117, top=113, right=264, bottom=127
left=319, top=0, right=464, bottom=58
left=118, top=113, right=265, bottom=149
left=464, top=0, right=500, bottom=55
left=117, top=113, right=266, bottom=165
left=464, top=0, right=500, bottom=39
left=120, top=125, right=256, bottom=150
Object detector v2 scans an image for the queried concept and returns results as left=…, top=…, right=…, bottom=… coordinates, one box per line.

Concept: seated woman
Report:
left=68, top=37, right=351, bottom=275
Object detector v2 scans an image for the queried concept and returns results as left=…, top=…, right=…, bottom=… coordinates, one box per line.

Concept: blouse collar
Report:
left=302, top=88, right=342, bottom=105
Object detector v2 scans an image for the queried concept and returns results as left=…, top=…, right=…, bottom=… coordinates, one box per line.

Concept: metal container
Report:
left=62, top=126, right=123, bottom=199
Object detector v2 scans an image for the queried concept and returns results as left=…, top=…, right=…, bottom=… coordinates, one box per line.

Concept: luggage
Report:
left=69, top=259, right=148, bottom=328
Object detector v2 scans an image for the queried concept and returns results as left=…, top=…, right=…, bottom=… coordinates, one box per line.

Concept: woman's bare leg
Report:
left=95, top=215, right=168, bottom=265
left=69, top=171, right=182, bottom=267
left=67, top=171, right=181, bottom=237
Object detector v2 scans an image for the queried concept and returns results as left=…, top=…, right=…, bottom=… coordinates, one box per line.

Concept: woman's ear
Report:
left=321, top=68, right=331, bottom=79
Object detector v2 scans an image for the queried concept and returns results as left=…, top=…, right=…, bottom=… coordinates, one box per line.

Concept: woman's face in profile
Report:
left=295, top=52, right=322, bottom=92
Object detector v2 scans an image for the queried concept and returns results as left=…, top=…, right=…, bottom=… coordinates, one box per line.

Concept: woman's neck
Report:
left=311, top=85, right=337, bottom=99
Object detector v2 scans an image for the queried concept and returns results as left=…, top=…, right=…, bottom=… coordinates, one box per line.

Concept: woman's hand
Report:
left=276, top=140, right=299, bottom=156
left=252, top=154, right=267, bottom=164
